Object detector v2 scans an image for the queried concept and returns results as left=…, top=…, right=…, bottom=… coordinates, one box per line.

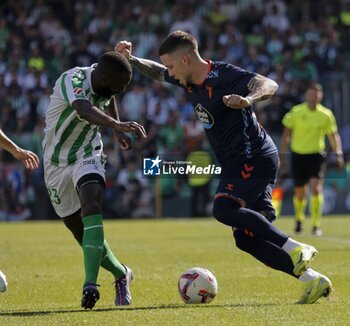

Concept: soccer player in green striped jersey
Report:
left=42, top=51, right=146, bottom=309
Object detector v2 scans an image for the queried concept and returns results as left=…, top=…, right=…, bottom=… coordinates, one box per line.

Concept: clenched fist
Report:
left=114, top=41, right=133, bottom=60
left=222, top=94, right=253, bottom=109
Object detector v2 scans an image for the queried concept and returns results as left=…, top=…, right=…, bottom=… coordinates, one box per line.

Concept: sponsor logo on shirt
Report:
left=83, top=158, right=96, bottom=166
left=195, top=104, right=214, bottom=129
left=74, top=87, right=84, bottom=96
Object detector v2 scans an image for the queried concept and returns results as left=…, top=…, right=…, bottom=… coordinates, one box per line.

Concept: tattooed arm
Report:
left=223, top=74, right=278, bottom=109
left=246, top=74, right=278, bottom=103
left=129, top=55, right=166, bottom=82
left=115, top=41, right=166, bottom=81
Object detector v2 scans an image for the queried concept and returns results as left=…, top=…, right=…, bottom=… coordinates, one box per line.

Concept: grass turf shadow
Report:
left=0, top=302, right=280, bottom=317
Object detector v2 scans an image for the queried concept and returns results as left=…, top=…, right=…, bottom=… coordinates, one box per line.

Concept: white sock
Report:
left=299, top=268, right=320, bottom=283
left=282, top=238, right=302, bottom=254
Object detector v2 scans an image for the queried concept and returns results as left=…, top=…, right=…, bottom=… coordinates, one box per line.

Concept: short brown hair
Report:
left=159, top=30, right=197, bottom=56
left=306, top=82, right=323, bottom=92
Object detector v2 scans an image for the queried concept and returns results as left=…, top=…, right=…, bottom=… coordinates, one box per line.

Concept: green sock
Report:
left=75, top=234, right=125, bottom=279
left=100, top=240, right=126, bottom=279
left=310, top=193, right=323, bottom=227
left=293, top=196, right=307, bottom=222
left=82, top=214, right=104, bottom=285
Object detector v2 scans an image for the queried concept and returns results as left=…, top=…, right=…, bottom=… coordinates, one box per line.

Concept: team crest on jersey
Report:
left=72, top=75, right=83, bottom=86
left=195, top=104, right=214, bottom=129
left=74, top=87, right=84, bottom=95
left=207, top=70, right=219, bottom=79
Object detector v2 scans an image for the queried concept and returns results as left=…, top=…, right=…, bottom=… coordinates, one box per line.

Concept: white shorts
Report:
left=44, top=155, right=106, bottom=218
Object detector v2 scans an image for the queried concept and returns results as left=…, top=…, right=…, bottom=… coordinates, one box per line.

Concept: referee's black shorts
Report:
left=291, top=152, right=327, bottom=187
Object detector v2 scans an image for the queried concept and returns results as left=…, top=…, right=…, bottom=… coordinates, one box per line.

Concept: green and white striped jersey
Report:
left=43, top=65, right=111, bottom=166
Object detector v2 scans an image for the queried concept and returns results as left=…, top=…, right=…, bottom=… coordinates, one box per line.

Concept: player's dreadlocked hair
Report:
left=97, top=51, right=132, bottom=77
left=159, top=30, right=198, bottom=56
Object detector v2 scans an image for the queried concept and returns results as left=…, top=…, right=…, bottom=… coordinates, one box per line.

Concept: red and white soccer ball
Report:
left=178, top=267, right=218, bottom=304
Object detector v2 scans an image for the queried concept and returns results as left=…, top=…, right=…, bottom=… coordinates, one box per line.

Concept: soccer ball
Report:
left=0, top=270, right=8, bottom=292
left=178, top=267, right=218, bottom=304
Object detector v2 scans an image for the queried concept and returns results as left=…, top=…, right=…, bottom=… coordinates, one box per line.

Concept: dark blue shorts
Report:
left=215, top=153, right=279, bottom=219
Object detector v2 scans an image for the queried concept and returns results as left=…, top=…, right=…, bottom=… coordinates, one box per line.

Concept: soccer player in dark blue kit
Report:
left=115, top=31, right=332, bottom=304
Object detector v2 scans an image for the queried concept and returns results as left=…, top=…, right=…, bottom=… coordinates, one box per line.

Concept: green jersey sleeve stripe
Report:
left=83, top=127, right=98, bottom=158
left=51, top=117, right=81, bottom=166
left=55, top=106, right=75, bottom=134
left=67, top=124, right=91, bottom=164
left=61, top=73, right=69, bottom=102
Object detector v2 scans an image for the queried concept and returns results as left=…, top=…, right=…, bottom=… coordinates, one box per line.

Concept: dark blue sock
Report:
left=233, top=229, right=296, bottom=277
left=213, top=197, right=288, bottom=247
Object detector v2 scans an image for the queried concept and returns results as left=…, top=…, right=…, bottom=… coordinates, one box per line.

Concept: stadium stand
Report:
left=0, top=0, right=349, bottom=219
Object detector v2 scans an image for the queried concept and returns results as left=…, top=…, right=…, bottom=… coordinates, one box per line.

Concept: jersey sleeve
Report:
left=60, top=70, right=89, bottom=105
left=222, top=64, right=256, bottom=97
left=282, top=110, right=294, bottom=129
left=325, top=110, right=338, bottom=135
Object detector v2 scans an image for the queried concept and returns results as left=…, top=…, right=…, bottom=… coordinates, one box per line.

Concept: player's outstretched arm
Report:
left=0, top=129, right=39, bottom=170
left=115, top=41, right=166, bottom=82
left=73, top=99, right=147, bottom=139
left=129, top=56, right=166, bottom=82
left=223, top=74, right=278, bottom=109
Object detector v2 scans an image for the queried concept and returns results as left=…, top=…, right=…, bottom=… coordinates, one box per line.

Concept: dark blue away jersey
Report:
left=164, top=61, right=277, bottom=168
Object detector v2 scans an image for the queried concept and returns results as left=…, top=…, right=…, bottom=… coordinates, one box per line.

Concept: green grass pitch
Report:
left=0, top=216, right=350, bottom=325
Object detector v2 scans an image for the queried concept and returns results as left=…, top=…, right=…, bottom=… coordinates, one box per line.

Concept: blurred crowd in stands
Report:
left=0, top=0, right=350, bottom=220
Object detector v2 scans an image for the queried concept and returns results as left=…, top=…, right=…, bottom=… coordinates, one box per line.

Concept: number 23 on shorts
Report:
left=48, top=187, right=61, bottom=205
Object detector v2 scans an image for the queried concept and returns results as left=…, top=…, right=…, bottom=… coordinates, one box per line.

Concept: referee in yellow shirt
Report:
left=280, top=83, right=344, bottom=236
